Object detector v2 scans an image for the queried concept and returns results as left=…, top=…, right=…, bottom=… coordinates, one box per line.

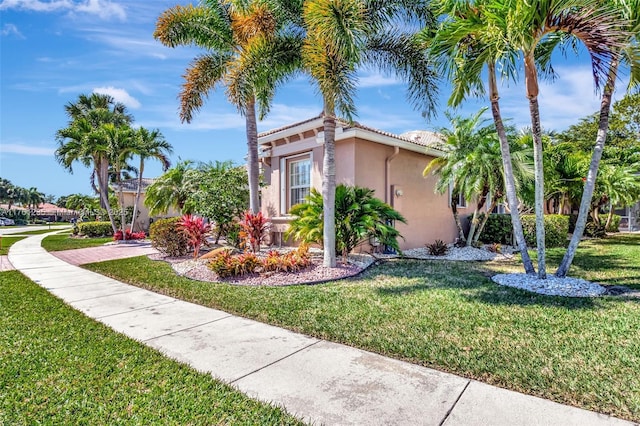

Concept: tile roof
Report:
left=258, top=114, right=445, bottom=154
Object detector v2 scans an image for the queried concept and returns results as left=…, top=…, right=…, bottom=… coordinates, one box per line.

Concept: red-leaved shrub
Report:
left=114, top=229, right=146, bottom=241
left=239, top=211, right=270, bottom=253
left=177, top=214, right=211, bottom=258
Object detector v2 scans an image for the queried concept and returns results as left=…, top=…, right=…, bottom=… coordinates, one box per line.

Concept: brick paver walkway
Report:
left=50, top=242, right=158, bottom=266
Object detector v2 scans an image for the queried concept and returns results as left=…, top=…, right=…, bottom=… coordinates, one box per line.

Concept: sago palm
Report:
left=287, top=184, right=407, bottom=261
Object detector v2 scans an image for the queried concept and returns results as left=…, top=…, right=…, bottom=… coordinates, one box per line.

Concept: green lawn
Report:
left=0, top=236, right=26, bottom=255
left=18, top=228, right=69, bottom=236
left=84, top=234, right=640, bottom=422
left=0, top=271, right=303, bottom=425
left=41, top=234, right=114, bottom=251
left=492, top=233, right=640, bottom=289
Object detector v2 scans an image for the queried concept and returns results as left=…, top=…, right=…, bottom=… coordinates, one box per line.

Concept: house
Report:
left=615, top=203, right=640, bottom=231
left=114, top=178, right=180, bottom=232
left=258, top=115, right=476, bottom=250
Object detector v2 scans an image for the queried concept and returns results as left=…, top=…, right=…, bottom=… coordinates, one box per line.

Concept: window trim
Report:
left=280, top=152, right=313, bottom=214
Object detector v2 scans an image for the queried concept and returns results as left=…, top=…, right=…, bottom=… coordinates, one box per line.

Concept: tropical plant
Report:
left=301, top=1, right=438, bottom=267
left=287, top=184, right=406, bottom=262
left=183, top=161, right=249, bottom=243
left=593, top=163, right=640, bottom=230
left=500, top=0, right=627, bottom=278
left=55, top=93, right=133, bottom=234
left=144, top=160, right=196, bottom=216
left=262, top=244, right=311, bottom=273
left=424, top=109, right=533, bottom=246
left=208, top=250, right=262, bottom=278
left=154, top=1, right=302, bottom=216
left=150, top=217, right=190, bottom=257
left=426, top=239, right=448, bottom=256
left=238, top=211, right=270, bottom=253
left=25, top=187, right=45, bottom=210
left=177, top=214, right=212, bottom=259
left=556, top=0, right=640, bottom=277
left=424, top=0, right=536, bottom=274
left=129, top=127, right=172, bottom=232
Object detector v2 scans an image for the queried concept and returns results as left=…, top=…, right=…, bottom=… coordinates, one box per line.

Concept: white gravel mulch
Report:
left=492, top=273, right=606, bottom=297
left=150, top=245, right=613, bottom=298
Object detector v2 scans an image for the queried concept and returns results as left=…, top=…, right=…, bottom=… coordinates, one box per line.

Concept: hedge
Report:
left=476, top=213, right=513, bottom=244
left=77, top=221, right=114, bottom=237
left=521, top=214, right=569, bottom=248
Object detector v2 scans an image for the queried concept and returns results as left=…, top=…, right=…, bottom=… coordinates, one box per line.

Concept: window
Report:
left=448, top=183, right=467, bottom=208
left=287, top=155, right=311, bottom=211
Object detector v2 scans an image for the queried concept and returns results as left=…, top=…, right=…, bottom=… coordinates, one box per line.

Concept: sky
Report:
left=0, top=0, right=630, bottom=199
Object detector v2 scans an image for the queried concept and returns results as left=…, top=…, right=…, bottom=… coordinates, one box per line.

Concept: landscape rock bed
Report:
left=492, top=273, right=607, bottom=297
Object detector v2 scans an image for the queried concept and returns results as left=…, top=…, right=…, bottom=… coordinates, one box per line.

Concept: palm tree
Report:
left=101, top=123, right=137, bottom=237
left=424, top=109, right=533, bottom=246
left=144, top=160, right=196, bottom=216
left=556, top=0, right=640, bottom=277
left=129, top=127, right=172, bottom=232
left=302, top=0, right=438, bottom=267
left=154, top=1, right=302, bottom=216
left=60, top=93, right=133, bottom=210
left=424, top=0, right=537, bottom=273
left=26, top=187, right=45, bottom=210
left=501, top=0, right=626, bottom=278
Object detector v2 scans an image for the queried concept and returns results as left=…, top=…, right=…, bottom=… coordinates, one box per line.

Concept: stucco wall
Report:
left=259, top=132, right=474, bottom=250
left=119, top=192, right=180, bottom=232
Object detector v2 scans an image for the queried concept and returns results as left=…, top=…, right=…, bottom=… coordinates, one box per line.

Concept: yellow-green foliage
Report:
left=78, top=221, right=113, bottom=237
left=150, top=217, right=189, bottom=257
left=521, top=215, right=569, bottom=248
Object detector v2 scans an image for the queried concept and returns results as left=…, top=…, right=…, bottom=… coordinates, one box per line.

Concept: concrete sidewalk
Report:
left=7, top=232, right=636, bottom=426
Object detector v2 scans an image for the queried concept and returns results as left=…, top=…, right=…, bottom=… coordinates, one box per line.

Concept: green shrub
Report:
left=287, top=184, right=406, bottom=260
left=77, top=221, right=113, bottom=237
left=150, top=217, right=189, bottom=257
left=477, top=214, right=513, bottom=244
left=568, top=214, right=619, bottom=236
left=521, top=214, right=569, bottom=248
left=606, top=215, right=621, bottom=233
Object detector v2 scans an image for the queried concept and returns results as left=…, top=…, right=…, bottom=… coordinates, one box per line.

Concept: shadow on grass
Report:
left=370, top=259, right=603, bottom=310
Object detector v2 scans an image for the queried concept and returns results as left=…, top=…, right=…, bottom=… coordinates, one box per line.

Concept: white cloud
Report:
left=1, top=23, right=24, bottom=38
left=93, top=86, right=141, bottom=109
left=0, top=143, right=55, bottom=156
left=358, top=72, right=401, bottom=88
left=0, top=0, right=126, bottom=21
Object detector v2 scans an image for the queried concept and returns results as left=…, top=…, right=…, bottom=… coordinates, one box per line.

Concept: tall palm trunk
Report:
left=98, top=160, right=110, bottom=210
left=245, top=98, right=260, bottom=214
left=130, top=158, right=144, bottom=233
left=451, top=196, right=466, bottom=243
left=466, top=188, right=488, bottom=246
left=556, top=60, right=618, bottom=278
left=473, top=195, right=500, bottom=244
left=95, top=158, right=117, bottom=234
left=488, top=63, right=535, bottom=274
left=322, top=103, right=337, bottom=268
left=525, top=55, right=546, bottom=279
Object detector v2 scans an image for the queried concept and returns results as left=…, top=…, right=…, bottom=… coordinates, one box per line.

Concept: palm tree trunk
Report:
left=245, top=98, right=260, bottom=214
left=473, top=195, right=499, bottom=244
left=605, top=202, right=615, bottom=231
left=556, top=60, right=618, bottom=278
left=322, top=104, right=337, bottom=268
left=98, top=161, right=110, bottom=210
left=130, top=159, right=144, bottom=233
left=116, top=174, right=127, bottom=241
left=466, top=188, right=488, bottom=246
left=451, top=197, right=466, bottom=243
left=488, top=62, right=535, bottom=274
left=95, top=160, right=117, bottom=234
left=525, top=56, right=546, bottom=279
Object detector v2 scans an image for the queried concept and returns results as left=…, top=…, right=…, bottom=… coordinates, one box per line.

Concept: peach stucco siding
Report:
left=259, top=119, right=474, bottom=250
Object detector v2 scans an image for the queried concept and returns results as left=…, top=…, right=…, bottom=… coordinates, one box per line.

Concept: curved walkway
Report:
left=7, top=232, right=636, bottom=426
